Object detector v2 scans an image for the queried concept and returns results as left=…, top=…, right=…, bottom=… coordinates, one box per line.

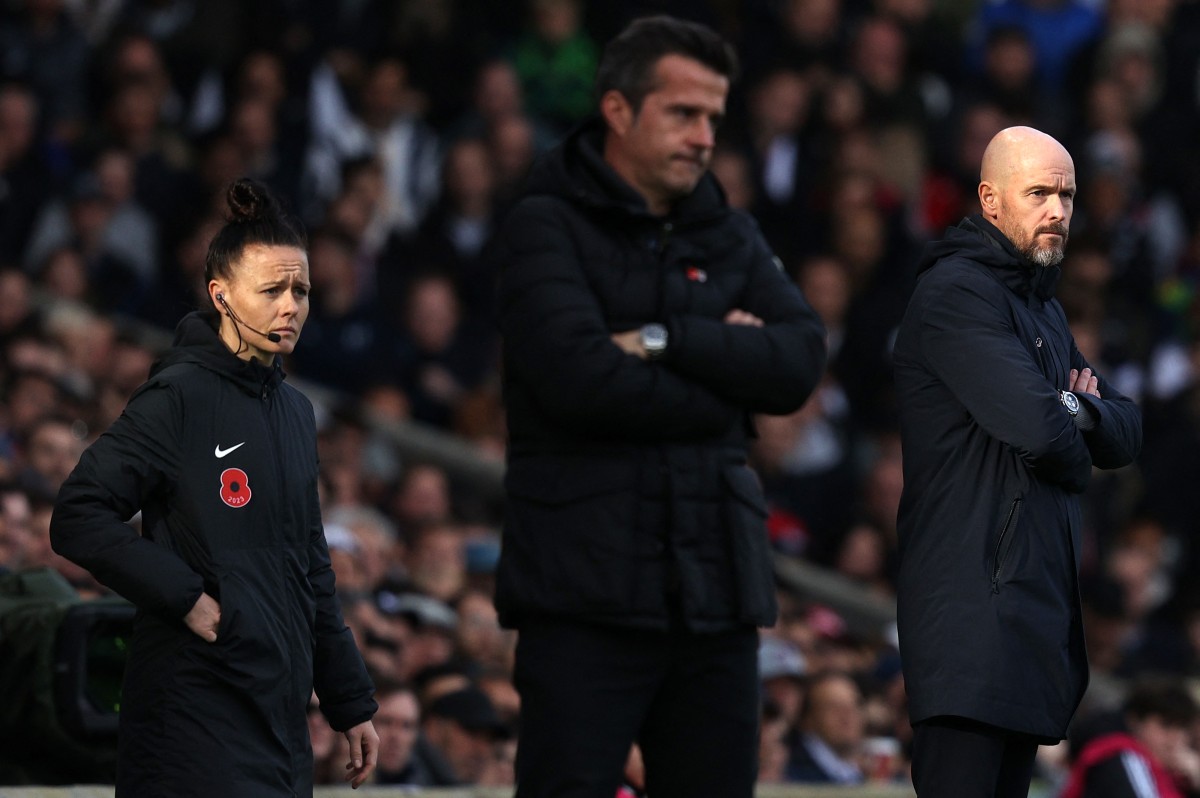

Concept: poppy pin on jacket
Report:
left=220, top=467, right=252, bottom=508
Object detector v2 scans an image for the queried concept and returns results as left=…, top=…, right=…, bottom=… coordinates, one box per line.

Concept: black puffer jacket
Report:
left=51, top=311, right=375, bottom=797
left=893, top=216, right=1142, bottom=740
left=493, top=118, right=827, bottom=632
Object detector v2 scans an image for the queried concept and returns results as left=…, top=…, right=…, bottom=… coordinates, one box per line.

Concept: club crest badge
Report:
left=219, top=467, right=252, bottom=508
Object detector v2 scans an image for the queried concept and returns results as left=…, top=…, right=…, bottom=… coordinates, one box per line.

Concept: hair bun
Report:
left=225, top=178, right=276, bottom=223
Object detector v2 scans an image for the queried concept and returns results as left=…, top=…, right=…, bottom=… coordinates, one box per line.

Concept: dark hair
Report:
left=204, top=178, right=306, bottom=286
left=594, top=15, right=737, bottom=113
left=1124, top=677, right=1199, bottom=727
left=798, top=669, right=862, bottom=721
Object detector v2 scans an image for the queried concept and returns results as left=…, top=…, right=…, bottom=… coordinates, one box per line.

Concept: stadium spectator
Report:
left=0, top=83, right=53, bottom=265
left=1063, top=677, right=1200, bottom=798
left=422, top=686, right=509, bottom=785
left=507, top=0, right=599, bottom=134
left=372, top=683, right=454, bottom=786
left=787, top=669, right=867, bottom=783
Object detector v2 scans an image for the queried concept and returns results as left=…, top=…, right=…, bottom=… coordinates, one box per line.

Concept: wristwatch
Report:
left=640, top=323, right=669, bottom=360
left=1060, top=390, right=1080, bottom=417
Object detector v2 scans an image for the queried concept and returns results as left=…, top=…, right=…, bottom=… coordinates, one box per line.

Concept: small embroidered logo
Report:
left=686, top=266, right=707, bottom=283
left=219, top=467, right=252, bottom=508
left=1035, top=338, right=1043, bottom=348
left=214, top=442, right=245, bottom=458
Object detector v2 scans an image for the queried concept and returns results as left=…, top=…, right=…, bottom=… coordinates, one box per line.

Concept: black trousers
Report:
left=911, top=716, right=1041, bottom=798
left=512, top=618, right=760, bottom=798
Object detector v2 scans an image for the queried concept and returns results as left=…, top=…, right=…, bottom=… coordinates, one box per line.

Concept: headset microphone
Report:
left=216, top=293, right=282, bottom=343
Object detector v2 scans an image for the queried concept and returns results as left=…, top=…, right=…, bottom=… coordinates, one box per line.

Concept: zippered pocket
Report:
left=991, top=498, right=1023, bottom=593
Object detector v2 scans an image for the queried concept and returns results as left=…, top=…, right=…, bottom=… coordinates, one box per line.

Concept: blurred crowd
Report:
left=1, top=0, right=1200, bottom=792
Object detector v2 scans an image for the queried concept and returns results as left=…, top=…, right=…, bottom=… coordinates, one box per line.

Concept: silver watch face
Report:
left=642, top=324, right=668, bottom=354
left=1061, top=390, right=1080, bottom=415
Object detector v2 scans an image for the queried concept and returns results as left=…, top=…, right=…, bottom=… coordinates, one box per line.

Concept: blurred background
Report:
left=0, top=0, right=1199, bottom=793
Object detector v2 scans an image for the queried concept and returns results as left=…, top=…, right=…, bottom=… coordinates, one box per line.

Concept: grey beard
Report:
left=1026, top=243, right=1065, bottom=268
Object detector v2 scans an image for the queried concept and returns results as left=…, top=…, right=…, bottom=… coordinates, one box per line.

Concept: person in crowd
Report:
left=0, top=0, right=89, bottom=143
left=24, top=146, right=158, bottom=292
left=759, top=635, right=808, bottom=730
left=373, top=683, right=455, bottom=786
left=0, top=483, right=34, bottom=572
left=406, top=521, right=468, bottom=603
left=492, top=15, right=825, bottom=797
left=287, top=225, right=390, bottom=394
left=0, top=82, right=52, bottom=266
left=394, top=271, right=493, bottom=429
left=304, top=54, right=440, bottom=237
left=17, top=414, right=82, bottom=496
left=49, top=178, right=378, bottom=796
left=787, top=669, right=867, bottom=783
left=422, top=685, right=510, bottom=785
left=1063, top=678, right=1200, bottom=797
left=893, top=126, right=1143, bottom=797
left=383, top=136, right=504, bottom=325
left=507, top=0, right=600, bottom=134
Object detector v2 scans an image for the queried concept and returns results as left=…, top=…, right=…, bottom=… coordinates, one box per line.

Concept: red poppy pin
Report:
left=219, top=467, right=252, bottom=508
left=686, top=266, right=707, bottom=283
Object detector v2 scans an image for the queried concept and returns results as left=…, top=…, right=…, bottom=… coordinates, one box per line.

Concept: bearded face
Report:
left=979, top=129, right=1076, bottom=269
left=1002, top=217, right=1069, bottom=267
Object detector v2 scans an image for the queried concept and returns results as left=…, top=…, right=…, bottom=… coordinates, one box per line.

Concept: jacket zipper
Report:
left=655, top=220, right=674, bottom=254
left=991, top=498, right=1022, bottom=593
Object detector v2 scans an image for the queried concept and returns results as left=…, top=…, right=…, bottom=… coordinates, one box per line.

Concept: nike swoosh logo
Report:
left=214, top=442, right=245, bottom=458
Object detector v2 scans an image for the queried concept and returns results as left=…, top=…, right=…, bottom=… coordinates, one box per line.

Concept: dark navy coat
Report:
left=893, top=216, right=1142, bottom=739
left=52, top=312, right=376, bottom=797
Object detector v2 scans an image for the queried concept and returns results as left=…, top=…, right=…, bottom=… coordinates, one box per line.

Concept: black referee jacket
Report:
left=52, top=311, right=375, bottom=797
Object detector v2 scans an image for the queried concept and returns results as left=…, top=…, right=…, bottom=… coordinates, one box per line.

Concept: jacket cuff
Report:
left=323, top=701, right=378, bottom=733
left=1074, top=393, right=1101, bottom=431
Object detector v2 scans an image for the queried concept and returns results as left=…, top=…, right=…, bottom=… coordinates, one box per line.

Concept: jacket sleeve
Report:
left=50, top=382, right=205, bottom=619
left=497, top=199, right=740, bottom=439
left=1069, top=342, right=1142, bottom=470
left=917, top=270, right=1093, bottom=493
left=662, top=233, right=827, bottom=414
left=307, top=481, right=377, bottom=732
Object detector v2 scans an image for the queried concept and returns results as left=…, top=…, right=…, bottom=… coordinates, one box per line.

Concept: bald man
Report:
left=892, top=127, right=1142, bottom=797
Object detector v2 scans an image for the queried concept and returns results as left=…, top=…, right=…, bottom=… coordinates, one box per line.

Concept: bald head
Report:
left=980, top=126, right=1073, bottom=189
left=978, top=126, right=1076, bottom=267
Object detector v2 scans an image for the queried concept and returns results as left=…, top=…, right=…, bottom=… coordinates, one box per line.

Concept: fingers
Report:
left=347, top=731, right=363, bottom=773
left=185, top=593, right=221, bottom=643
left=345, top=732, right=365, bottom=788
left=610, top=330, right=645, bottom=358
left=343, top=723, right=379, bottom=789
left=724, top=309, right=764, bottom=327
left=1071, top=368, right=1102, bottom=397
left=357, top=730, right=378, bottom=788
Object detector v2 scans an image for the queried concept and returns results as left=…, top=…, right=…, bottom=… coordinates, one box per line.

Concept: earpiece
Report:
left=215, top=291, right=281, bottom=343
